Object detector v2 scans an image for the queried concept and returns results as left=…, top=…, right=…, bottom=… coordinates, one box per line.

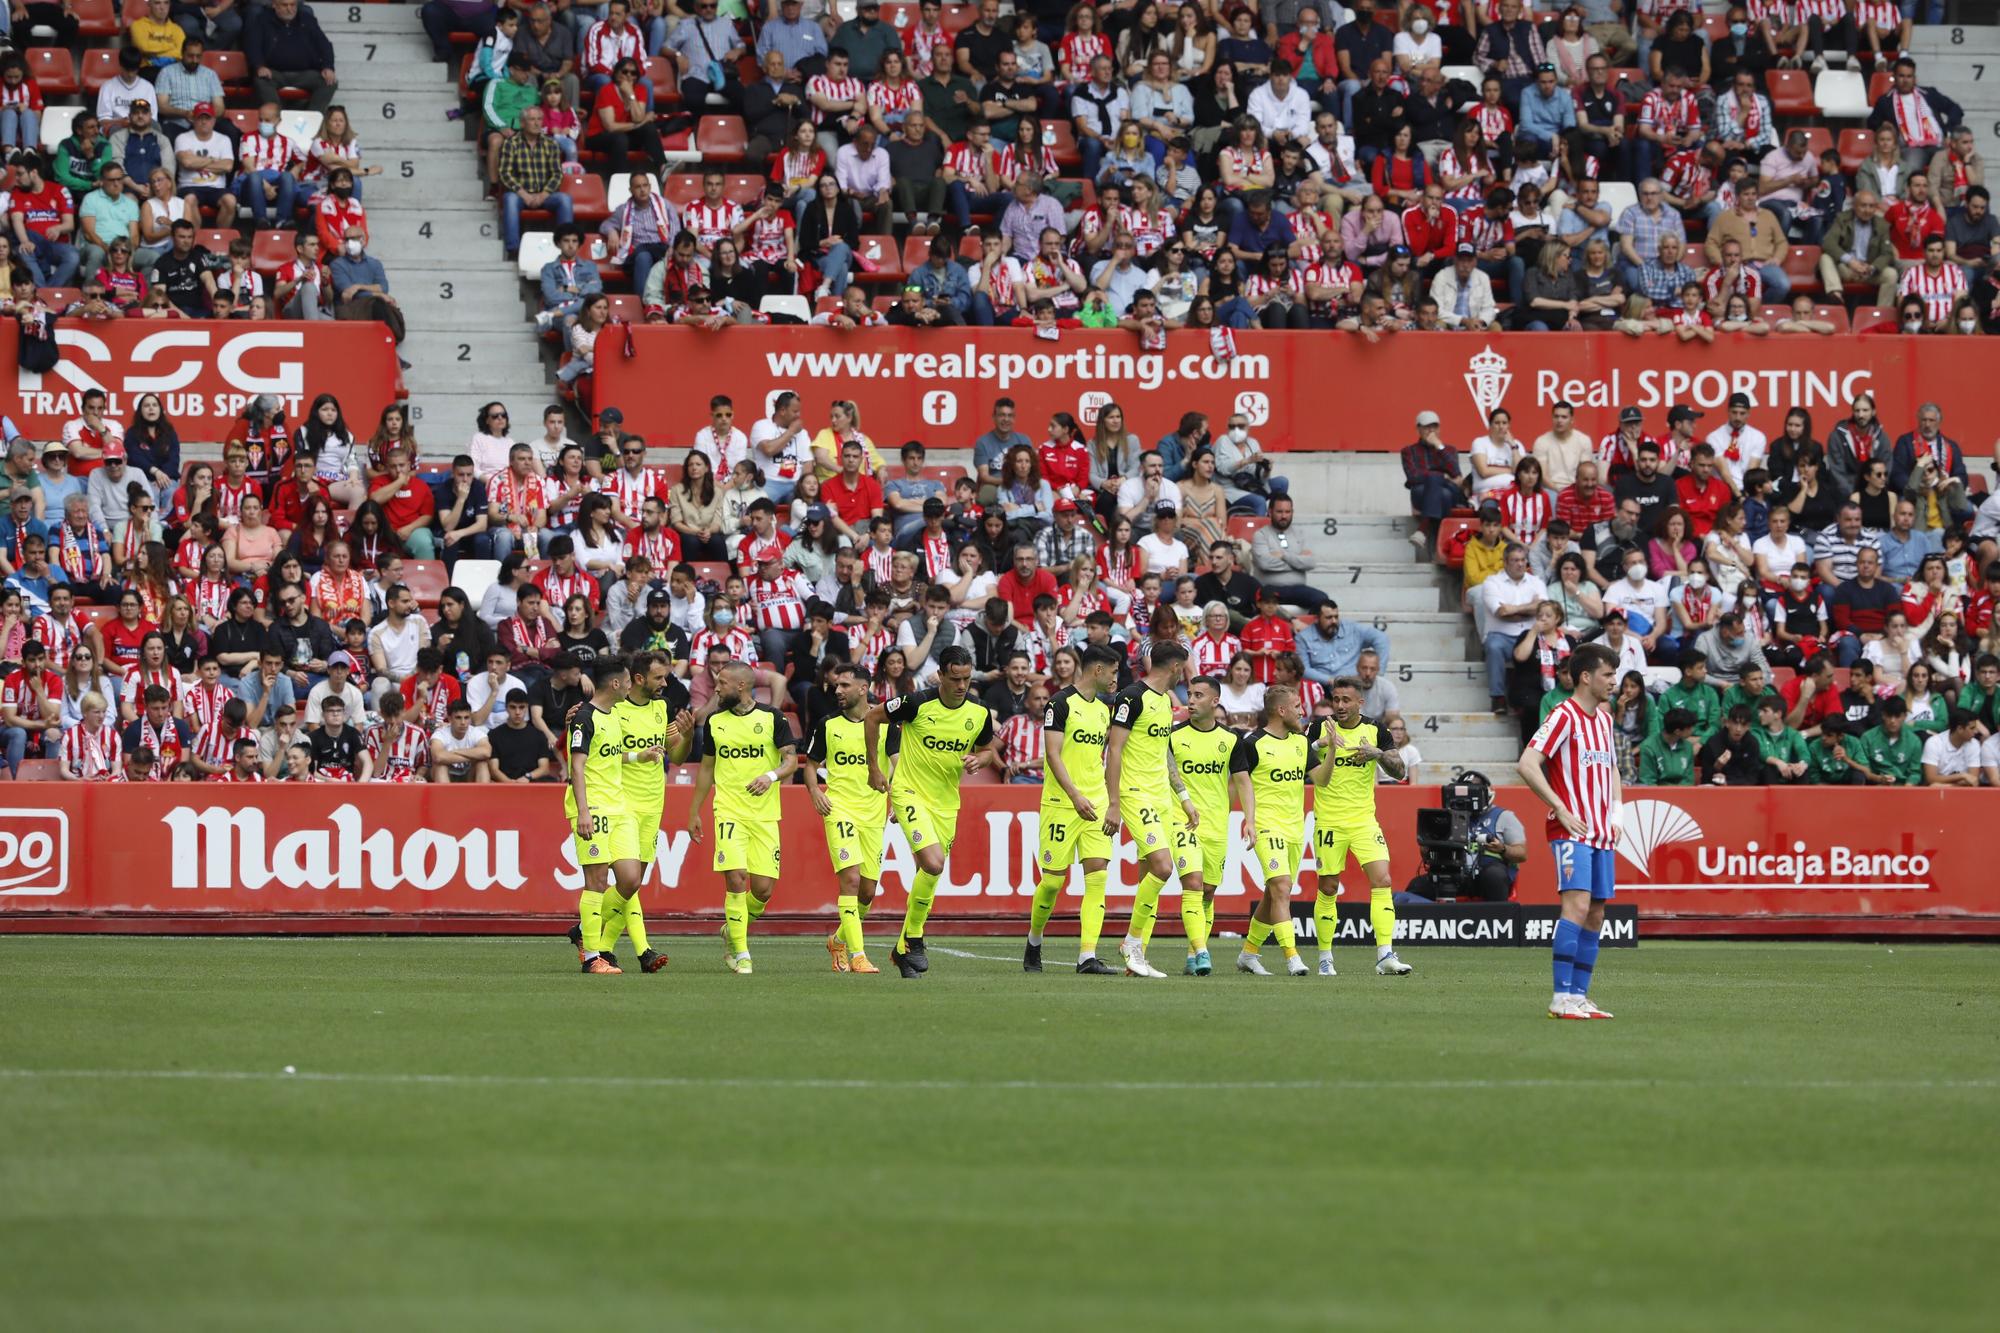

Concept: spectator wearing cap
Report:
left=1035, top=498, right=1096, bottom=572
left=1137, top=504, right=1192, bottom=579
left=306, top=650, right=366, bottom=725
left=83, top=439, right=138, bottom=539
left=109, top=99, right=173, bottom=194
left=1516, top=62, right=1575, bottom=156
left=36, top=441, right=85, bottom=517
left=171, top=103, right=241, bottom=231
left=1430, top=241, right=1500, bottom=330
left=1400, top=410, right=1469, bottom=544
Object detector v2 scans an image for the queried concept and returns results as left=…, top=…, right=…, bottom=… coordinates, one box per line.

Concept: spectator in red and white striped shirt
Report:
left=1899, top=234, right=1966, bottom=328
left=1190, top=601, right=1242, bottom=678
left=187, top=697, right=254, bottom=778
left=236, top=102, right=304, bottom=229
left=997, top=682, right=1048, bottom=782
left=1498, top=457, right=1554, bottom=547
left=746, top=548, right=813, bottom=662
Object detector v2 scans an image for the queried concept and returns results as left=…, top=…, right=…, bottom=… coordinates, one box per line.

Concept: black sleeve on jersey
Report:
left=884, top=687, right=936, bottom=725
left=1303, top=745, right=1320, bottom=780
left=1043, top=688, right=1071, bottom=732
left=569, top=706, right=595, bottom=755
left=1229, top=733, right=1257, bottom=774
left=973, top=708, right=994, bottom=747
left=1107, top=682, right=1142, bottom=731
left=803, top=713, right=830, bottom=763
left=661, top=675, right=692, bottom=719
left=769, top=705, right=797, bottom=751
left=701, top=717, right=718, bottom=756
left=1372, top=722, right=1390, bottom=753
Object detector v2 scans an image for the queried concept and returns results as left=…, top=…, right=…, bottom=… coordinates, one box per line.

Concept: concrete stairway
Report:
left=1911, top=24, right=2000, bottom=144
left=322, top=5, right=553, bottom=440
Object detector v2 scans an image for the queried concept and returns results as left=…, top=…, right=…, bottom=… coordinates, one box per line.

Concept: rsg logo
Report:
left=0, top=808, right=70, bottom=896
left=20, top=327, right=309, bottom=398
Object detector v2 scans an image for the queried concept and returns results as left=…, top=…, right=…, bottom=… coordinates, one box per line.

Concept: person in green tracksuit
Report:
left=1658, top=648, right=1722, bottom=743
left=1752, top=696, right=1811, bottom=784
left=1856, top=696, right=1926, bottom=785
left=1637, top=707, right=1698, bottom=785
left=1719, top=664, right=1779, bottom=722
left=1805, top=717, right=1866, bottom=784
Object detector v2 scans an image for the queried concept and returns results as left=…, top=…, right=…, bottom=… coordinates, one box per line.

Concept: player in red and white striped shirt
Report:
left=1518, top=641, right=1622, bottom=1020
left=59, top=694, right=123, bottom=780
left=1898, top=236, right=1966, bottom=326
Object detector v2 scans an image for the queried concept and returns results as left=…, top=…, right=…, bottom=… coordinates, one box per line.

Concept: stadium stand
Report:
left=0, top=1, right=1995, bottom=792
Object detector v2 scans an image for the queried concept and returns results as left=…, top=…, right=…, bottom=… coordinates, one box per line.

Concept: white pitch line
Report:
left=0, top=1069, right=1993, bottom=1094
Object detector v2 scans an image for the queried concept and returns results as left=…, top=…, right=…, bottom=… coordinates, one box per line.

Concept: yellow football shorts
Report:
left=713, top=813, right=781, bottom=878
left=1038, top=799, right=1113, bottom=872
left=823, top=808, right=887, bottom=881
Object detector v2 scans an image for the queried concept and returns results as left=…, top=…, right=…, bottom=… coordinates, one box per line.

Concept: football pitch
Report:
left=1, top=936, right=1993, bottom=1332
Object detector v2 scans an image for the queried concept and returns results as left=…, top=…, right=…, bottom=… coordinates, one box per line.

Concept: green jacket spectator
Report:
left=55, top=132, right=114, bottom=192
left=1637, top=732, right=1696, bottom=785
left=1719, top=680, right=1778, bottom=720
left=1805, top=725, right=1862, bottom=784
left=1753, top=718, right=1810, bottom=781
left=1858, top=719, right=1924, bottom=786
left=482, top=62, right=540, bottom=132
left=1539, top=685, right=1572, bottom=723
left=1658, top=676, right=1721, bottom=742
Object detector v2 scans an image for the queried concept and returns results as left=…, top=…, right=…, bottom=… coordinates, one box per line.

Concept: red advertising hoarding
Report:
left=2, top=321, right=401, bottom=441
left=1, top=785, right=1988, bottom=935
left=593, top=327, right=1950, bottom=452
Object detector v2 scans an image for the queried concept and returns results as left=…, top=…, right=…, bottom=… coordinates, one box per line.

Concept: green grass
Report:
left=0, top=936, right=1995, bottom=1331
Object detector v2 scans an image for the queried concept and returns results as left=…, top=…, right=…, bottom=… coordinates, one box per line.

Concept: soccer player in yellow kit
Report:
left=1024, top=643, right=1122, bottom=975
left=565, top=657, right=630, bottom=975
left=1230, top=684, right=1316, bottom=976
left=1103, top=641, right=1196, bottom=979
left=803, top=661, right=885, bottom=975
left=1172, top=675, right=1241, bottom=976
left=864, top=644, right=1001, bottom=979
left=595, top=650, right=692, bottom=974
left=1306, top=675, right=1413, bottom=977
left=689, top=661, right=798, bottom=974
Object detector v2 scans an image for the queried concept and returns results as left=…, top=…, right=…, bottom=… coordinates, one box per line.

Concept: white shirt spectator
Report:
left=693, top=424, right=748, bottom=472
left=1752, top=530, right=1811, bottom=581
left=1479, top=569, right=1548, bottom=640
left=367, top=615, right=427, bottom=681
left=1706, top=422, right=1769, bottom=489
left=97, top=74, right=157, bottom=127
left=304, top=678, right=366, bottom=726
left=748, top=416, right=808, bottom=485
left=1246, top=79, right=1314, bottom=144
left=1980, top=733, right=2000, bottom=779
left=465, top=670, right=527, bottom=719
left=1137, top=528, right=1192, bottom=575
left=834, top=140, right=892, bottom=196
left=1602, top=573, right=1670, bottom=632
left=1921, top=730, right=1980, bottom=779
left=1219, top=678, right=1265, bottom=719
left=1115, top=473, right=1181, bottom=516
left=1469, top=433, right=1524, bottom=496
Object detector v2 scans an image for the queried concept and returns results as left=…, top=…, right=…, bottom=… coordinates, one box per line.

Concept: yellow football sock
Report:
left=1370, top=887, right=1395, bottom=950
left=900, top=870, right=937, bottom=949
left=1275, top=917, right=1298, bottom=957
left=856, top=895, right=872, bottom=919
left=747, top=893, right=769, bottom=923
left=578, top=889, right=604, bottom=954
left=1180, top=886, right=1208, bottom=954
left=724, top=890, right=748, bottom=955
left=1029, top=873, right=1063, bottom=940
left=623, top=893, right=648, bottom=953
left=1313, top=891, right=1340, bottom=954
left=1078, top=868, right=1107, bottom=958
left=1129, top=872, right=1163, bottom=946
left=837, top=893, right=864, bottom=956
left=1204, top=896, right=1215, bottom=934
left=598, top=888, right=628, bottom=952
left=1245, top=917, right=1273, bottom=952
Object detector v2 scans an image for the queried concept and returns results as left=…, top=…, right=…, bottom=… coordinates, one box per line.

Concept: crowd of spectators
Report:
left=1407, top=388, right=2000, bottom=785
left=449, top=0, right=1996, bottom=352
left=0, top=0, right=408, bottom=353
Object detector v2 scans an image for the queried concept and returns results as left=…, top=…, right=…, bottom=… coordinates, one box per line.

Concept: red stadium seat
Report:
left=871, top=294, right=899, bottom=313
left=1045, top=120, right=1081, bottom=170
left=225, top=107, right=259, bottom=140
left=25, top=48, right=79, bottom=98
left=695, top=116, right=747, bottom=163
left=1867, top=69, right=1892, bottom=104
left=250, top=229, right=295, bottom=276
left=1795, top=126, right=1833, bottom=162
left=900, top=232, right=935, bottom=273
left=1435, top=516, right=1479, bottom=567
left=690, top=561, right=731, bottom=585
left=562, top=172, right=609, bottom=223
left=72, top=0, right=119, bottom=37
left=1837, top=127, right=1873, bottom=174
left=662, top=173, right=703, bottom=208
left=121, top=0, right=149, bottom=21
left=79, top=48, right=121, bottom=95
left=402, top=560, right=447, bottom=608
left=922, top=464, right=967, bottom=488
left=1766, top=69, right=1814, bottom=120
left=37, top=287, right=81, bottom=311
left=940, top=4, right=976, bottom=34
left=203, top=49, right=250, bottom=98
left=1782, top=244, right=1823, bottom=295
left=646, top=56, right=679, bottom=108
left=1701, top=11, right=1729, bottom=42
left=852, top=233, right=906, bottom=282
left=1227, top=515, right=1270, bottom=542
left=15, top=759, right=62, bottom=781
left=605, top=293, right=645, bottom=323
left=723, top=173, right=765, bottom=207
left=196, top=228, right=241, bottom=256
left=1850, top=305, right=1896, bottom=333
left=1813, top=303, right=1850, bottom=332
